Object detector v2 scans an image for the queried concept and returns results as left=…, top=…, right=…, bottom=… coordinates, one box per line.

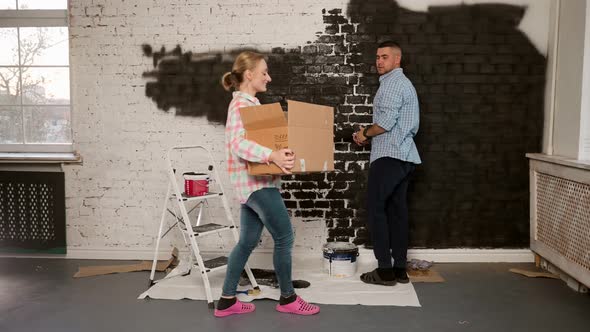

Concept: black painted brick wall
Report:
left=262, top=1, right=544, bottom=248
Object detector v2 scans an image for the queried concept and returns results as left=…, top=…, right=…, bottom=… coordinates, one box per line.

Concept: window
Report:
left=0, top=0, right=71, bottom=153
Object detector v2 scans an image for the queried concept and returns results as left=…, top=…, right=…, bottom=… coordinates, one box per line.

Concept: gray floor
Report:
left=1, top=258, right=589, bottom=332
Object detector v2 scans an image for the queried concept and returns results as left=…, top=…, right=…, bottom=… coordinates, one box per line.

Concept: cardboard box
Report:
left=240, top=100, right=334, bottom=175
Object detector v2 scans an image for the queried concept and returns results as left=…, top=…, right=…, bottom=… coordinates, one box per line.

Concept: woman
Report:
left=214, top=51, right=320, bottom=317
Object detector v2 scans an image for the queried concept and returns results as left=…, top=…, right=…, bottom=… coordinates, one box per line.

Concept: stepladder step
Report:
left=198, top=256, right=228, bottom=272
left=172, top=192, right=223, bottom=202
left=185, top=223, right=233, bottom=236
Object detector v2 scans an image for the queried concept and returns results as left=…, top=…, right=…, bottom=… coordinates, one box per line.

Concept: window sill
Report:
left=0, top=151, right=82, bottom=164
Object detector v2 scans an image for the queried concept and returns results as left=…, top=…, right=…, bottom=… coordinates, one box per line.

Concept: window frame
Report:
left=0, top=6, right=72, bottom=154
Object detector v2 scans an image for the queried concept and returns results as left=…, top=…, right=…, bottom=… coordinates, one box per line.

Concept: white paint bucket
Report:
left=322, top=242, right=359, bottom=278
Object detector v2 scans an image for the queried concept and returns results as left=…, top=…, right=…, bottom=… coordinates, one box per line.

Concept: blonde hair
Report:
left=221, top=51, right=266, bottom=91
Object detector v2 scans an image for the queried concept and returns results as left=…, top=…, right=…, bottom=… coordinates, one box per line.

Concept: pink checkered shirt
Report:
left=225, top=91, right=281, bottom=203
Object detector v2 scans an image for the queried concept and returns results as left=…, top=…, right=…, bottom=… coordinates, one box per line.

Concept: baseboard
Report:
left=0, top=246, right=534, bottom=263
left=0, top=247, right=179, bottom=260
left=405, top=248, right=534, bottom=263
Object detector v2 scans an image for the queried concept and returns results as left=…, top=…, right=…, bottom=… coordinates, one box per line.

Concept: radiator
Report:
left=0, top=165, right=66, bottom=253
left=528, top=154, right=590, bottom=289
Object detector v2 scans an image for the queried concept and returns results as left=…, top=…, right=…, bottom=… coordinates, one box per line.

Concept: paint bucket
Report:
left=322, top=242, right=359, bottom=278
left=183, top=172, right=210, bottom=197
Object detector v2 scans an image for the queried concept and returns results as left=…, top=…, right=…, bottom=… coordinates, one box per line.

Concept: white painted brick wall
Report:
left=65, top=0, right=348, bottom=257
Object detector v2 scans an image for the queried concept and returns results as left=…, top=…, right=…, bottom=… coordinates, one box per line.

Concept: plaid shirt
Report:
left=225, top=91, right=280, bottom=203
left=370, top=68, right=421, bottom=164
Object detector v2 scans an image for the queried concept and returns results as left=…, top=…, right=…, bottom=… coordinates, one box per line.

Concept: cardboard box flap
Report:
left=287, top=100, right=334, bottom=129
left=240, top=103, right=286, bottom=131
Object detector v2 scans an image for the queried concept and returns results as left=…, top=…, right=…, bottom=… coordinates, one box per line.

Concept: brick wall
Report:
left=65, top=0, right=545, bottom=255
left=266, top=1, right=546, bottom=248
left=65, top=0, right=347, bottom=253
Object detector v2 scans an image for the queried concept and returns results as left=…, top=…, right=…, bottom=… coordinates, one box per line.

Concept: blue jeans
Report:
left=221, top=187, right=295, bottom=297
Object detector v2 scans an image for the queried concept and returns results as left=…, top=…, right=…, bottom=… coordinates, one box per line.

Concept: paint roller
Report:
left=236, top=287, right=261, bottom=296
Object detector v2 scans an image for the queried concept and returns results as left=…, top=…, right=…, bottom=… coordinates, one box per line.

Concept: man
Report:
left=353, top=40, right=421, bottom=286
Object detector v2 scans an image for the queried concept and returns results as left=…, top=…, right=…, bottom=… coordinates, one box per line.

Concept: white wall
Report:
left=580, top=0, right=590, bottom=160
left=551, top=0, right=585, bottom=158
left=65, top=0, right=352, bottom=257
left=545, top=0, right=590, bottom=160
left=64, top=0, right=550, bottom=258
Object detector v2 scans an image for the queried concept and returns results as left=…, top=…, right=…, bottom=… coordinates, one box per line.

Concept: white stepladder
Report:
left=148, top=145, right=259, bottom=308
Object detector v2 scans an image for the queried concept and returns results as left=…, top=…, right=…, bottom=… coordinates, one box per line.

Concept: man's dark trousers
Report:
left=366, top=157, right=415, bottom=269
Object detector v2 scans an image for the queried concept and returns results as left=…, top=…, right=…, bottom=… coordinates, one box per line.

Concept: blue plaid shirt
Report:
left=370, top=68, right=421, bottom=165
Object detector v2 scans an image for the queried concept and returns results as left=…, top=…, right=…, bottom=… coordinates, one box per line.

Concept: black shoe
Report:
left=393, top=267, right=409, bottom=284
left=360, top=269, right=397, bottom=286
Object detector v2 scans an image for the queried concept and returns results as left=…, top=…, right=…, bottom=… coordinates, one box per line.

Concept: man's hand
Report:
left=353, top=126, right=370, bottom=146
left=269, top=148, right=295, bottom=174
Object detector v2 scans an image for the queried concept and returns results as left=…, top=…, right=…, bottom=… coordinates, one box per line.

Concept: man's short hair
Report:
left=377, top=40, right=402, bottom=53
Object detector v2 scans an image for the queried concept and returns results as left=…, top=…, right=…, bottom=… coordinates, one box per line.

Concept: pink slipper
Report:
left=214, top=300, right=255, bottom=317
left=275, top=296, right=320, bottom=315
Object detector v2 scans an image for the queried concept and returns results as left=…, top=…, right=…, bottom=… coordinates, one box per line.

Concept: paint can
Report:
left=322, top=242, right=359, bottom=278
left=183, top=172, right=210, bottom=197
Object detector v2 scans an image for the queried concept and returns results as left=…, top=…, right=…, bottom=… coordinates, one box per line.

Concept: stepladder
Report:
left=148, top=145, right=259, bottom=308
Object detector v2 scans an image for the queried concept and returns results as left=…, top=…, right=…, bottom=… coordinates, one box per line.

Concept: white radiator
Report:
left=528, top=154, right=590, bottom=289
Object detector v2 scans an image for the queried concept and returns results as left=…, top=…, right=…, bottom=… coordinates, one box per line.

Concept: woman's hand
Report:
left=269, top=148, right=295, bottom=174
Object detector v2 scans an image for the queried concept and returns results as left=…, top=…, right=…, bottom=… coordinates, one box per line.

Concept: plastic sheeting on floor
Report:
left=139, top=254, right=421, bottom=307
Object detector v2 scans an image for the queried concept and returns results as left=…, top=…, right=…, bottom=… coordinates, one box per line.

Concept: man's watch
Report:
left=362, top=126, right=372, bottom=139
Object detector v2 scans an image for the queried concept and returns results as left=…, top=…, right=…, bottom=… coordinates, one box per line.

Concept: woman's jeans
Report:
left=221, top=187, right=295, bottom=297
